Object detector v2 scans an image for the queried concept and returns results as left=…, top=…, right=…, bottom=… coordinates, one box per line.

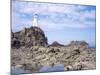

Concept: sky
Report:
left=12, top=1, right=96, bottom=47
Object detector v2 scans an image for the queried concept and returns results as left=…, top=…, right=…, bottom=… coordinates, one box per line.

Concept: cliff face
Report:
left=11, top=26, right=48, bottom=48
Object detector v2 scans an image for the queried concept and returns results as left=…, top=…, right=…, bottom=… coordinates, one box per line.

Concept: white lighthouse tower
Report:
left=33, top=14, right=38, bottom=27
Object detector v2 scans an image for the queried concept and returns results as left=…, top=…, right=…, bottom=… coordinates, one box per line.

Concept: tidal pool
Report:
left=11, top=64, right=65, bottom=75
left=39, top=64, right=64, bottom=73
left=11, top=67, right=26, bottom=75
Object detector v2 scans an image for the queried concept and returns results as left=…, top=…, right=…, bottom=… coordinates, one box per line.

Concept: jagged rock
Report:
left=11, top=27, right=96, bottom=73
left=67, top=41, right=89, bottom=49
left=11, top=46, right=96, bottom=73
left=11, top=26, right=48, bottom=48
left=50, top=41, right=64, bottom=47
left=71, top=49, right=80, bottom=56
left=11, top=38, right=21, bottom=48
left=70, top=41, right=88, bottom=45
left=64, top=65, right=73, bottom=71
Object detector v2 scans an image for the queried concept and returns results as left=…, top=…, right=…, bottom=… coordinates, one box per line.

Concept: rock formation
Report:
left=11, top=27, right=96, bottom=74
left=49, top=41, right=64, bottom=47
left=67, top=41, right=89, bottom=49
left=11, top=26, right=48, bottom=48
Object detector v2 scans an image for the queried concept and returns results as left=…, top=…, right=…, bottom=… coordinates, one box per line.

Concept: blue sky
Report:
left=12, top=1, right=96, bottom=46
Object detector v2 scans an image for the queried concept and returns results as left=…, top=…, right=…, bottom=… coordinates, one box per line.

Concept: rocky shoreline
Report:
left=11, top=27, right=96, bottom=74
left=11, top=46, right=96, bottom=73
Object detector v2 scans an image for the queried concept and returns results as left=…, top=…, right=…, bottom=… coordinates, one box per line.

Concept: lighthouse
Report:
left=33, top=14, right=38, bottom=27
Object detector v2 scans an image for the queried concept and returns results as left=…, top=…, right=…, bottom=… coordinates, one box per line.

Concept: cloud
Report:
left=12, top=1, right=96, bottom=32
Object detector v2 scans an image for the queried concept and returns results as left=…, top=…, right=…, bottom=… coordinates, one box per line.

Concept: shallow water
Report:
left=39, top=64, right=64, bottom=73
left=11, top=67, right=26, bottom=75
left=11, top=64, right=65, bottom=74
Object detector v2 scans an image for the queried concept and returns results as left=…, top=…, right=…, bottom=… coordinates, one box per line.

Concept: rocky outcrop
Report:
left=11, top=26, right=48, bottom=48
left=11, top=45, right=96, bottom=73
left=67, top=41, right=89, bottom=49
left=11, top=26, right=96, bottom=74
left=49, top=41, right=64, bottom=47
